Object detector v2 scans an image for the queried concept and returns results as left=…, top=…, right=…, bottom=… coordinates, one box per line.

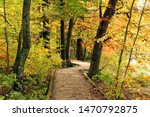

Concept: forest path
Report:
left=51, top=60, right=104, bottom=100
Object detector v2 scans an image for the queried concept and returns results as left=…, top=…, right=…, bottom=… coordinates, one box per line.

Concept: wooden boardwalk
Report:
left=51, top=60, right=104, bottom=100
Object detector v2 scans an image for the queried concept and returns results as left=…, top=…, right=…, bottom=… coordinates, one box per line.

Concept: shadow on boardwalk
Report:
left=51, top=60, right=104, bottom=100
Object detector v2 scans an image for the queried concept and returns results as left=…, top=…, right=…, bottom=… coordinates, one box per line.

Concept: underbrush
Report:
left=92, top=72, right=148, bottom=100
left=91, top=53, right=150, bottom=100
left=0, top=71, right=53, bottom=100
left=0, top=40, right=62, bottom=100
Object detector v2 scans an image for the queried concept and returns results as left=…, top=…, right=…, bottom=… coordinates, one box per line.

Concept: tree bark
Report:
left=77, top=38, right=83, bottom=60
left=65, top=18, right=74, bottom=67
left=13, top=29, right=22, bottom=73
left=88, top=0, right=119, bottom=78
left=88, top=41, right=102, bottom=77
left=82, top=47, right=86, bottom=61
left=41, top=0, right=50, bottom=49
left=60, top=19, right=66, bottom=60
left=60, top=0, right=66, bottom=67
left=14, top=0, right=31, bottom=91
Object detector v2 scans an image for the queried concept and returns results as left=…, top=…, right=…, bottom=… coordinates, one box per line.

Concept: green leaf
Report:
left=0, top=95, right=5, bottom=100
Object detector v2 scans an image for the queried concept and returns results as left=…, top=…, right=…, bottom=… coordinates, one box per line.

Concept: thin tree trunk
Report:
left=3, top=0, right=10, bottom=73
left=14, top=0, right=31, bottom=91
left=88, top=0, right=118, bottom=78
left=41, top=0, right=50, bottom=48
left=116, top=0, right=136, bottom=81
left=60, top=19, right=66, bottom=61
left=117, top=0, right=147, bottom=98
left=115, top=0, right=136, bottom=99
left=60, top=0, right=66, bottom=65
left=66, top=18, right=74, bottom=67
left=124, top=0, right=147, bottom=78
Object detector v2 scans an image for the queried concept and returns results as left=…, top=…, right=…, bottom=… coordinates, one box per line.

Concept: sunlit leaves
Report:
left=53, top=0, right=87, bottom=19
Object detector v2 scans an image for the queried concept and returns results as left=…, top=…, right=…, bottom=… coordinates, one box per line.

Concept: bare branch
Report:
left=140, top=24, right=150, bottom=27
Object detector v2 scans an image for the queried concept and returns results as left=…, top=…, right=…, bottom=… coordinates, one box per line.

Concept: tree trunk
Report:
left=88, top=0, right=119, bottom=78
left=60, top=19, right=66, bottom=60
left=41, top=0, right=50, bottom=49
left=60, top=0, right=66, bottom=67
left=117, top=0, right=147, bottom=99
left=66, top=18, right=74, bottom=67
left=124, top=0, right=146, bottom=78
left=115, top=0, right=136, bottom=99
left=76, top=38, right=83, bottom=60
left=82, top=47, right=86, bottom=61
left=3, top=0, right=10, bottom=73
left=13, top=29, right=22, bottom=73
left=88, top=41, right=102, bottom=78
left=14, top=0, right=31, bottom=91
left=116, top=0, right=136, bottom=81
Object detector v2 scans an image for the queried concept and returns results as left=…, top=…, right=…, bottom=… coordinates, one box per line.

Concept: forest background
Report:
left=0, top=0, right=150, bottom=100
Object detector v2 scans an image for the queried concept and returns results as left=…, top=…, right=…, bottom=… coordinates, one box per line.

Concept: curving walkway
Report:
left=51, top=60, right=104, bottom=100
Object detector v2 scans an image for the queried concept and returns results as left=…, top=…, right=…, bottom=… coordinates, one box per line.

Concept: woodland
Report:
left=0, top=0, right=150, bottom=100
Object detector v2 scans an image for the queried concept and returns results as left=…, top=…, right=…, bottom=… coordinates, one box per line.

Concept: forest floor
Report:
left=51, top=60, right=104, bottom=100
